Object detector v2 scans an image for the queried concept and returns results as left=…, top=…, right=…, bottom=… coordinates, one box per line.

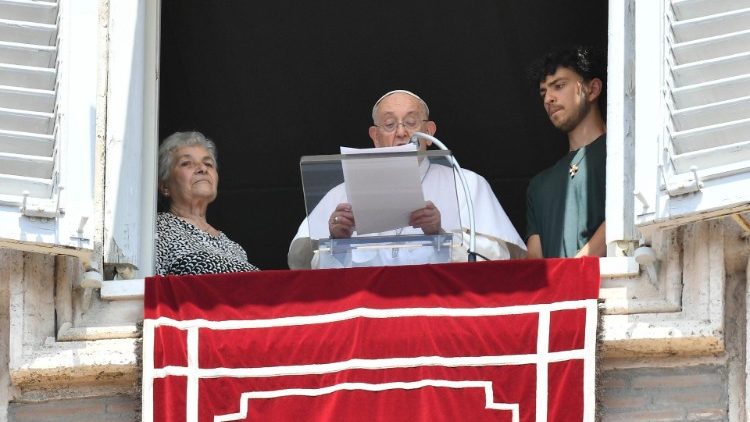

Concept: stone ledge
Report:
left=56, top=323, right=139, bottom=341
left=602, top=316, right=724, bottom=357
left=10, top=338, right=138, bottom=390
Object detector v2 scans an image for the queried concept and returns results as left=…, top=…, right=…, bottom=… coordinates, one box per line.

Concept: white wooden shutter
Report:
left=0, top=0, right=57, bottom=200
left=634, top=0, right=750, bottom=230
left=0, top=0, right=97, bottom=254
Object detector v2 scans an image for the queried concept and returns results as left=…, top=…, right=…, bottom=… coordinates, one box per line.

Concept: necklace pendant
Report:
left=569, top=164, right=579, bottom=177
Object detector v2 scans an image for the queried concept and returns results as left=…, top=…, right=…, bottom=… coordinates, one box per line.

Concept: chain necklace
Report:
left=568, top=147, right=587, bottom=178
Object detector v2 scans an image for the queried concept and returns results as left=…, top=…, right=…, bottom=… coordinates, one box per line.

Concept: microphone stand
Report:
left=410, top=132, right=477, bottom=262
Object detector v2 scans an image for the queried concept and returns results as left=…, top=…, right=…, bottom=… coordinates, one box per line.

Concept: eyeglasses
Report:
left=376, top=118, right=428, bottom=133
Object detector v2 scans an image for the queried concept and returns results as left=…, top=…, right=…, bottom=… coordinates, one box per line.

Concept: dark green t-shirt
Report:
left=526, top=135, right=606, bottom=258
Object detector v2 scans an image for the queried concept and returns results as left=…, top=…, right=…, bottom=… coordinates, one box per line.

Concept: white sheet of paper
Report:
left=340, top=144, right=425, bottom=235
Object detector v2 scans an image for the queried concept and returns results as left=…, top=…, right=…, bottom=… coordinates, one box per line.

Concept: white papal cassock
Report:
left=288, top=158, right=526, bottom=269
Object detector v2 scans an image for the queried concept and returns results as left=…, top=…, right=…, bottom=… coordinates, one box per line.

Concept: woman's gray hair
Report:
left=158, top=131, right=218, bottom=184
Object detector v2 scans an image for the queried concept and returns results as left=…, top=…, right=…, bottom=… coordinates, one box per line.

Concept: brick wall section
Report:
left=9, top=395, right=138, bottom=422
left=5, top=366, right=727, bottom=421
left=601, top=365, right=728, bottom=421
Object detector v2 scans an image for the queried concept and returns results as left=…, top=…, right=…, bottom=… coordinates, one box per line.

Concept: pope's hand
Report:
left=329, top=203, right=355, bottom=238
left=409, top=201, right=441, bottom=235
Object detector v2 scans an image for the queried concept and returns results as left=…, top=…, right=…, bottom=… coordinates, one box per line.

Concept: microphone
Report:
left=410, top=132, right=478, bottom=262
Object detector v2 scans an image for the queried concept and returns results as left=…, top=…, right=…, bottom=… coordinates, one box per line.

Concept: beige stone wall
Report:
left=0, top=248, right=139, bottom=422
left=1, top=250, right=13, bottom=422
left=598, top=219, right=749, bottom=421
left=8, top=395, right=138, bottom=422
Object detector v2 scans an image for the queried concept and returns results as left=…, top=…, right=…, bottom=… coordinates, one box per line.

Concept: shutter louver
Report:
left=0, top=0, right=57, bottom=200
left=635, top=0, right=750, bottom=229
left=668, top=0, right=750, bottom=178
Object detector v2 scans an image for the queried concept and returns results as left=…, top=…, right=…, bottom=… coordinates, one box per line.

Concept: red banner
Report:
left=143, top=258, right=600, bottom=422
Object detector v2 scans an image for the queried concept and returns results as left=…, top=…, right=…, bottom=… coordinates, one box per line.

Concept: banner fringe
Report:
left=595, top=298, right=605, bottom=422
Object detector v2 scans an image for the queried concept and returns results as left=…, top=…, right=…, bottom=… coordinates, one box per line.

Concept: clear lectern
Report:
left=300, top=149, right=465, bottom=268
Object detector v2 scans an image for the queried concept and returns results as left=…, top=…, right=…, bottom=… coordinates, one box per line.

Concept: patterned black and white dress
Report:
left=155, top=212, right=259, bottom=275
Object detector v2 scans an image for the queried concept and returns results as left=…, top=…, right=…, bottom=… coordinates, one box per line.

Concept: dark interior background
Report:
left=159, top=0, right=608, bottom=269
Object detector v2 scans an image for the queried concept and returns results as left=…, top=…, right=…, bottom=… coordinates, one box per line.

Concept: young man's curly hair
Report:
left=528, top=46, right=605, bottom=85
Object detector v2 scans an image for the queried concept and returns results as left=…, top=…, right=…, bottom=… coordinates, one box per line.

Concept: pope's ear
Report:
left=425, top=121, right=437, bottom=136
left=368, top=126, right=378, bottom=144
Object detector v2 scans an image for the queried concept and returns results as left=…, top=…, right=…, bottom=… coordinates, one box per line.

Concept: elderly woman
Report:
left=155, top=131, right=259, bottom=275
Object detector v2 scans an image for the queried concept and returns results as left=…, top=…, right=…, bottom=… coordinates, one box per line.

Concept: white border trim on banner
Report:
left=143, top=299, right=599, bottom=422
left=213, top=380, right=521, bottom=422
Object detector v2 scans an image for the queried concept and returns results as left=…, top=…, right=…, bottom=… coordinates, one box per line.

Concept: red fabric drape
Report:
left=145, top=258, right=600, bottom=422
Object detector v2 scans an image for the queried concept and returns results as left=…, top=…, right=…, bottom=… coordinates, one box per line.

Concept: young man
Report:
left=526, top=47, right=607, bottom=259
left=288, top=89, right=526, bottom=269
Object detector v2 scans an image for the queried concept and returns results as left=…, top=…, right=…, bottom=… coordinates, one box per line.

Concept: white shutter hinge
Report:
left=20, top=187, right=65, bottom=219
left=664, top=166, right=703, bottom=197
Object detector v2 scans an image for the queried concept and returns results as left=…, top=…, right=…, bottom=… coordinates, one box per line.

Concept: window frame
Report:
left=101, top=0, right=160, bottom=278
